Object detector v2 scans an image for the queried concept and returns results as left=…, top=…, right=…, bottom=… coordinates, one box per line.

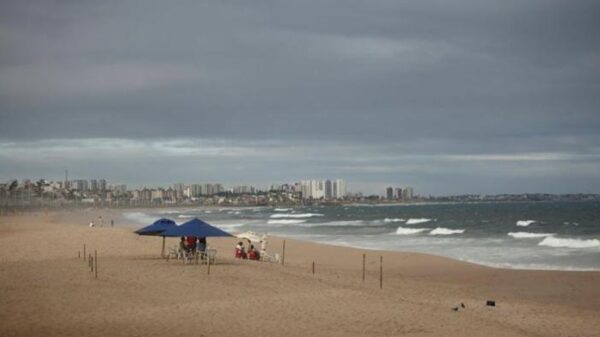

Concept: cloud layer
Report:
left=1, top=0, right=599, bottom=193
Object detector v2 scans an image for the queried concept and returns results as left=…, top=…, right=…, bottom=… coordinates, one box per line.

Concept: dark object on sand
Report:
left=452, top=307, right=459, bottom=311
left=461, top=303, right=466, bottom=308
left=486, top=300, right=496, bottom=307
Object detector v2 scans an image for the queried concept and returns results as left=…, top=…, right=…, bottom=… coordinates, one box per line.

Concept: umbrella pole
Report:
left=161, top=236, right=166, bottom=258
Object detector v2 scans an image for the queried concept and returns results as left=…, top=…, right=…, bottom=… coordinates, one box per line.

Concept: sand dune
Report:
left=0, top=210, right=599, bottom=337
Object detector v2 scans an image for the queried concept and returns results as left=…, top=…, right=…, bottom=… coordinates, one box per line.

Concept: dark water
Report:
left=125, top=202, right=600, bottom=271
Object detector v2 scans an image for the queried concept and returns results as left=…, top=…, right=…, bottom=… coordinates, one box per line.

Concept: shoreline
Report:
left=22, top=207, right=600, bottom=273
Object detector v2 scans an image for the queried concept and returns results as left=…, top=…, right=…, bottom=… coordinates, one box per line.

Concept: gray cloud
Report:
left=1, top=0, right=599, bottom=193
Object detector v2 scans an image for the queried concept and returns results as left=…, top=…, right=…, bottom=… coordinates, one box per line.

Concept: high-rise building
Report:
left=395, top=188, right=403, bottom=200
left=402, top=186, right=414, bottom=200
left=386, top=187, right=394, bottom=200
left=324, top=180, right=333, bottom=199
left=90, top=179, right=98, bottom=192
left=335, top=179, right=346, bottom=199
left=99, top=179, right=107, bottom=192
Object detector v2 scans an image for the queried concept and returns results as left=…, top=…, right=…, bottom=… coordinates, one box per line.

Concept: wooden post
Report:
left=91, top=255, right=94, bottom=273
left=362, top=253, right=366, bottom=282
left=83, top=244, right=86, bottom=262
left=282, top=240, right=286, bottom=266
left=161, top=236, right=166, bottom=258
left=78, top=251, right=80, bottom=259
left=94, top=250, right=97, bottom=279
left=207, top=259, right=211, bottom=275
left=312, top=261, right=315, bottom=275
left=379, top=256, right=383, bottom=289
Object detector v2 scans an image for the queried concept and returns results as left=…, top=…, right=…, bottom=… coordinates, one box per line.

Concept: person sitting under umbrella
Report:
left=247, top=244, right=260, bottom=260
left=235, top=241, right=247, bottom=259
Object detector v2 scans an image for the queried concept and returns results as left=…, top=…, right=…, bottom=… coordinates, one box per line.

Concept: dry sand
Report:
left=1, top=210, right=599, bottom=337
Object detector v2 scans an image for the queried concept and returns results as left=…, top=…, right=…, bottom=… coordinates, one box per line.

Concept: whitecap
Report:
left=429, top=227, right=465, bottom=235
left=516, top=220, right=536, bottom=227
left=177, top=214, right=192, bottom=219
left=394, top=227, right=429, bottom=235
left=384, top=218, right=406, bottom=223
left=538, top=237, right=600, bottom=249
left=270, top=213, right=324, bottom=219
left=508, top=232, right=554, bottom=239
left=406, top=218, right=431, bottom=225
left=274, top=208, right=292, bottom=212
left=266, top=219, right=307, bottom=225
left=122, top=212, right=157, bottom=225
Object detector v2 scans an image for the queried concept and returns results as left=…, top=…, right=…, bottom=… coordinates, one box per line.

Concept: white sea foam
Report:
left=267, top=219, right=307, bottom=225
left=216, top=223, right=245, bottom=229
left=538, top=237, right=600, bottom=249
left=406, top=218, right=431, bottom=225
left=270, top=213, right=324, bottom=219
left=274, top=208, right=292, bottom=212
left=394, top=227, right=429, bottom=235
left=429, top=227, right=465, bottom=235
left=516, top=220, right=536, bottom=227
left=177, top=214, right=192, bottom=219
left=313, top=220, right=366, bottom=227
left=508, top=232, right=555, bottom=239
left=122, top=212, right=157, bottom=225
left=384, top=218, right=406, bottom=223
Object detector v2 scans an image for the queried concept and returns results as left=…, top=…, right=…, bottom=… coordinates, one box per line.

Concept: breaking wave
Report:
left=266, top=219, right=307, bottom=225
left=508, top=232, right=555, bottom=239
left=274, top=208, right=292, bottom=212
left=429, top=227, right=465, bottom=235
left=394, top=227, right=429, bottom=235
left=538, top=237, right=600, bottom=249
left=406, top=218, right=432, bottom=225
left=270, top=213, right=324, bottom=219
left=384, top=218, right=405, bottom=223
left=516, top=220, right=536, bottom=227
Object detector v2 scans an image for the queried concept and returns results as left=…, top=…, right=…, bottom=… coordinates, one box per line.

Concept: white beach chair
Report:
left=260, top=252, right=280, bottom=263
left=204, top=249, right=217, bottom=265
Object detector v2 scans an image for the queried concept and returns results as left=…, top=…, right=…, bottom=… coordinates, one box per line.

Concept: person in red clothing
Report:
left=235, top=242, right=247, bottom=259
left=186, top=236, right=197, bottom=253
left=247, top=245, right=260, bottom=260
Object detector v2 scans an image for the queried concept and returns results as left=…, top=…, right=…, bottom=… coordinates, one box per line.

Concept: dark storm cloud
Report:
left=1, top=0, right=599, bottom=193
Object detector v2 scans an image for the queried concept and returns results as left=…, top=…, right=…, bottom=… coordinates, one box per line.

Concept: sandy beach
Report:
left=0, top=210, right=598, bottom=337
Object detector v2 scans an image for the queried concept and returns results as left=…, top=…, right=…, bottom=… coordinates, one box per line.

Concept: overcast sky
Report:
left=1, top=0, right=599, bottom=195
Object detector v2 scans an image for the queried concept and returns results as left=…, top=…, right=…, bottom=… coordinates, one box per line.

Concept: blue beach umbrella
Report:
left=160, top=218, right=233, bottom=238
left=134, top=218, right=177, bottom=257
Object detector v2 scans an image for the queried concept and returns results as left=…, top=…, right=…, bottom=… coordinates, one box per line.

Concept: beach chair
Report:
left=167, top=246, right=179, bottom=260
left=204, top=248, right=217, bottom=265
left=260, top=252, right=280, bottom=263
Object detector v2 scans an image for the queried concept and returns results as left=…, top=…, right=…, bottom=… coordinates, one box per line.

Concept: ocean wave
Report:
left=177, top=214, right=192, bottom=219
left=266, top=219, right=307, bottom=225
left=508, top=232, right=554, bottom=239
left=384, top=218, right=406, bottom=223
left=122, top=212, right=157, bottom=225
left=538, top=237, right=600, bottom=249
left=270, top=213, right=324, bottom=219
left=406, top=218, right=432, bottom=225
left=311, top=220, right=366, bottom=227
left=394, top=227, right=429, bottom=235
left=429, top=227, right=465, bottom=235
left=216, top=223, right=245, bottom=229
left=274, top=208, right=292, bottom=212
left=516, top=220, right=536, bottom=227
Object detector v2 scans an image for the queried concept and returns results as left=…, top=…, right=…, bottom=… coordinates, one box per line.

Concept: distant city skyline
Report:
left=1, top=1, right=599, bottom=195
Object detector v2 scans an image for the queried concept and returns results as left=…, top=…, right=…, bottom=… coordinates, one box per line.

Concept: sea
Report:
left=123, top=201, right=600, bottom=271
